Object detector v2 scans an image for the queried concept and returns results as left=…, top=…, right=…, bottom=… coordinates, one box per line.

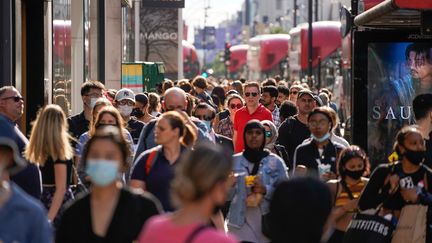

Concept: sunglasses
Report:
left=290, top=91, right=298, bottom=95
left=194, top=115, right=213, bottom=121
left=230, top=103, right=243, bottom=109
left=265, top=131, right=272, bottom=138
left=245, top=92, right=258, bottom=97
left=2, top=96, right=24, bottom=102
left=118, top=99, right=134, bottom=106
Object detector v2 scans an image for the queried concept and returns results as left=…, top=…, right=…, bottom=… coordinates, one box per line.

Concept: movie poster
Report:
left=367, top=42, right=432, bottom=164
left=140, top=7, right=179, bottom=80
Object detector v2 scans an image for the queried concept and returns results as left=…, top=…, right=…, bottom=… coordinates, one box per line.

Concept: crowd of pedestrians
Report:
left=0, top=76, right=432, bottom=243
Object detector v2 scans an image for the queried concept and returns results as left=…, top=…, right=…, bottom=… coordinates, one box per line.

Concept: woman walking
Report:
left=25, top=104, right=74, bottom=226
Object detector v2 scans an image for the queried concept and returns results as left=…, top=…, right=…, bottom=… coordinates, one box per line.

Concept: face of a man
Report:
left=83, top=88, right=103, bottom=108
left=276, top=93, right=288, bottom=106
left=261, top=92, right=274, bottom=107
left=296, top=94, right=316, bottom=115
left=244, top=86, right=260, bottom=107
left=408, top=51, right=432, bottom=82
left=0, top=89, right=24, bottom=121
left=163, top=94, right=187, bottom=112
left=288, top=88, right=300, bottom=103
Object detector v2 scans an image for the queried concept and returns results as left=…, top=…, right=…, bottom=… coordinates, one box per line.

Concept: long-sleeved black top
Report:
left=358, top=162, right=432, bottom=211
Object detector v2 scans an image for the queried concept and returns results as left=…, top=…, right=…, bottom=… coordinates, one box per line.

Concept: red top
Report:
left=233, top=104, right=273, bottom=153
left=138, top=215, right=237, bottom=243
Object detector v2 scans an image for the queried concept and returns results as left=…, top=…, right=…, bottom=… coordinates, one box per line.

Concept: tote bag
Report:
left=343, top=211, right=394, bottom=243
left=391, top=204, right=428, bottom=243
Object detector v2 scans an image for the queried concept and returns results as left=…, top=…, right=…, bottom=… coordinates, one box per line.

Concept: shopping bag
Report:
left=391, top=204, right=427, bottom=243
left=343, top=212, right=394, bottom=243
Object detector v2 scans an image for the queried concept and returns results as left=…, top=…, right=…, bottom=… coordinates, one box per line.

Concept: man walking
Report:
left=233, top=82, right=273, bottom=153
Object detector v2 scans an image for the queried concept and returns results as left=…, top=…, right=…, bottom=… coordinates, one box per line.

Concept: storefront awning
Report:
left=354, top=0, right=432, bottom=27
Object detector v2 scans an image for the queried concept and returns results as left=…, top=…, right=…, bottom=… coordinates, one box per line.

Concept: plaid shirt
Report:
left=216, top=117, right=234, bottom=139
left=272, top=106, right=281, bottom=127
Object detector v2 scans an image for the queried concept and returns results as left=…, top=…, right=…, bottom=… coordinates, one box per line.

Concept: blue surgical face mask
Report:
left=311, top=132, right=330, bottom=143
left=85, top=159, right=119, bottom=186
left=202, top=120, right=212, bottom=132
left=89, top=98, right=98, bottom=109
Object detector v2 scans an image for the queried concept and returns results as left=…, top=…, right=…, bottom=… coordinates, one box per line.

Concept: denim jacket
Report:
left=227, top=152, right=289, bottom=228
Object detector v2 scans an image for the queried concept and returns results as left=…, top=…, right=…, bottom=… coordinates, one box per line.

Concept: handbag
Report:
left=343, top=210, right=394, bottom=243
left=71, top=164, right=88, bottom=197
left=391, top=204, right=427, bottom=243
left=391, top=166, right=431, bottom=243
left=343, top=165, right=397, bottom=243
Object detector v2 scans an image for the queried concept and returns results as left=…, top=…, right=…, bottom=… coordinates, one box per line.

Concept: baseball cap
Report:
left=135, top=93, right=149, bottom=105
left=0, top=137, right=27, bottom=176
left=298, top=89, right=323, bottom=106
left=297, top=89, right=315, bottom=99
left=115, top=88, right=135, bottom=102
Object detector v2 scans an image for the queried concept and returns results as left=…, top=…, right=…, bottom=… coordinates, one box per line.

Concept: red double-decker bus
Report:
left=247, top=34, right=290, bottom=81
left=228, top=44, right=248, bottom=79
left=183, top=40, right=200, bottom=78
left=288, top=21, right=341, bottom=86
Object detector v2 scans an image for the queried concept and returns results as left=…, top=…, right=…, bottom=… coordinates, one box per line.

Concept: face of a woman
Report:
left=264, top=125, right=272, bottom=145
left=228, top=98, right=243, bottom=115
left=308, top=113, right=331, bottom=138
left=344, top=157, right=365, bottom=172
left=87, top=139, right=123, bottom=170
left=93, top=104, right=107, bottom=121
left=245, top=128, right=264, bottom=150
left=400, top=131, right=426, bottom=152
left=155, top=118, right=179, bottom=145
left=99, top=113, right=117, bottom=126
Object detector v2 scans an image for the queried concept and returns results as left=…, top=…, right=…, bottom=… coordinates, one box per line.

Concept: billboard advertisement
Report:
left=366, top=41, right=432, bottom=164
left=140, top=7, right=179, bottom=80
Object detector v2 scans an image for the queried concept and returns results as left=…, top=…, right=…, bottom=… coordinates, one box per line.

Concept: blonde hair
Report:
left=171, top=143, right=232, bottom=206
left=25, top=104, right=73, bottom=165
left=89, top=106, right=126, bottom=138
left=89, top=98, right=112, bottom=130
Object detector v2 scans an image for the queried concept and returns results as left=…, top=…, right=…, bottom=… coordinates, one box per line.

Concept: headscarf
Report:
left=243, top=120, right=269, bottom=165
left=261, top=120, right=278, bottom=151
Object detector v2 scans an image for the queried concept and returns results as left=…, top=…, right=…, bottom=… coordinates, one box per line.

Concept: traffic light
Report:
left=224, top=42, right=232, bottom=64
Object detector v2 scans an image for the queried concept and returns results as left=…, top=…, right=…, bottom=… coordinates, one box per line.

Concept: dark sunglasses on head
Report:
left=230, top=103, right=243, bottom=109
left=195, top=115, right=213, bottom=121
left=1, top=96, right=24, bottom=102
left=265, top=131, right=272, bottom=138
left=245, top=92, right=258, bottom=97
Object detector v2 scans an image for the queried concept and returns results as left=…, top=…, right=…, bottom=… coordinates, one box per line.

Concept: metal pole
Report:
left=317, top=56, right=321, bottom=88
left=202, top=0, right=209, bottom=71
left=0, top=0, right=13, bottom=86
left=308, top=0, right=313, bottom=86
left=293, top=0, right=297, bottom=27
left=315, top=0, right=318, bottom=22
left=134, top=0, right=140, bottom=61
left=178, top=8, right=183, bottom=79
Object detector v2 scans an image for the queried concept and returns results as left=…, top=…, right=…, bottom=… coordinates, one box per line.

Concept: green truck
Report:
left=121, top=62, right=165, bottom=93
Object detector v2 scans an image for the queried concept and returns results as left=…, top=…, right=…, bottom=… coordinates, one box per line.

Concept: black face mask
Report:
left=403, top=149, right=426, bottom=166
left=344, top=169, right=364, bottom=180
left=131, top=108, right=144, bottom=118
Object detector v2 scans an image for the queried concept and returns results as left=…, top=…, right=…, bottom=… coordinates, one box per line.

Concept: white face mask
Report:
left=118, top=105, right=133, bottom=117
left=89, top=98, right=98, bottom=109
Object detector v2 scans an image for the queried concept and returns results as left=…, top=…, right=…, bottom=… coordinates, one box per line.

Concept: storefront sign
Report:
left=141, top=0, right=184, bottom=8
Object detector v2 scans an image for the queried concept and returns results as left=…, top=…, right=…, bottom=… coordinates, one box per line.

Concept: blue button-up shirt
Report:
left=0, top=113, right=42, bottom=199
left=0, top=183, right=52, bottom=242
